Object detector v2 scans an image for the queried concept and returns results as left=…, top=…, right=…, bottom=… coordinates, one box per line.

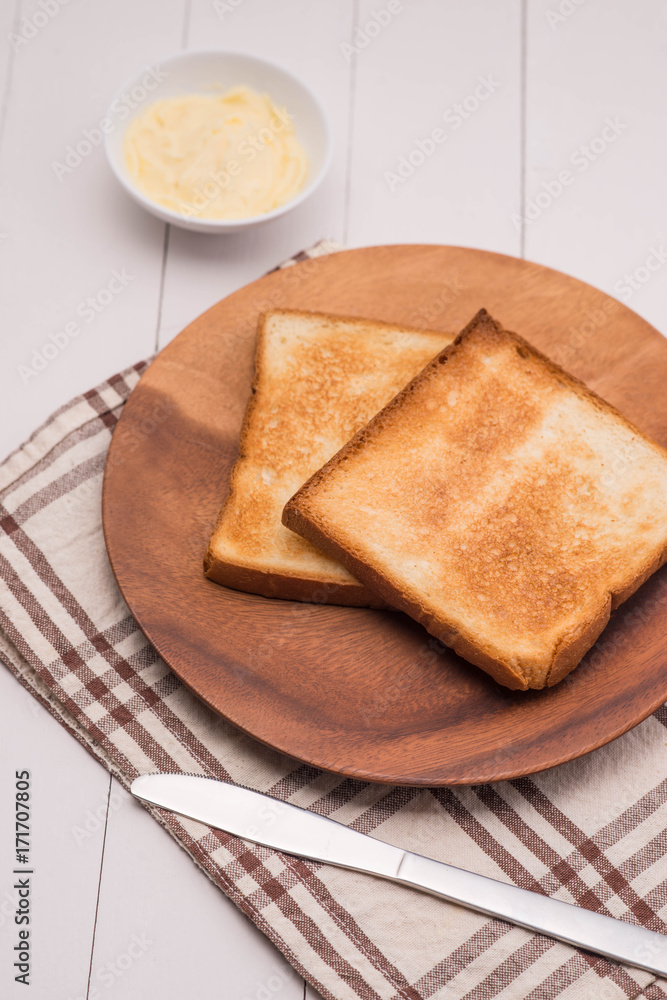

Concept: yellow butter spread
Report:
left=123, top=86, right=308, bottom=220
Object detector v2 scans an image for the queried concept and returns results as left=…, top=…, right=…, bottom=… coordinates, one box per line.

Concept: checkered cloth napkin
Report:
left=1, top=241, right=667, bottom=1000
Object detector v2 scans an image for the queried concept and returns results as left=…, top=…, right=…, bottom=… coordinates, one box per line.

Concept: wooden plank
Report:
left=86, top=4, right=350, bottom=995
left=0, top=1, right=20, bottom=144
left=524, top=0, right=667, bottom=334
left=347, top=0, right=522, bottom=254
left=0, top=0, right=184, bottom=460
left=0, top=665, right=110, bottom=999
left=90, top=779, right=305, bottom=1000
left=157, top=0, right=355, bottom=347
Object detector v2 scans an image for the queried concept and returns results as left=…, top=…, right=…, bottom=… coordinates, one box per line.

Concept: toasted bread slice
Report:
left=205, top=309, right=451, bottom=605
left=284, top=309, right=667, bottom=689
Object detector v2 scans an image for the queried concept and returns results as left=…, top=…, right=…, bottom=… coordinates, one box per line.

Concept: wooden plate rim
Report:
left=102, top=244, right=667, bottom=786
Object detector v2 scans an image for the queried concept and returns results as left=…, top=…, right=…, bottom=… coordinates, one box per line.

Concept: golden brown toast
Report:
left=283, top=309, right=667, bottom=688
left=205, top=309, right=451, bottom=604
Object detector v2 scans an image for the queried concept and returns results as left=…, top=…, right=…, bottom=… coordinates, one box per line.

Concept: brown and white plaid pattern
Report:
left=1, top=241, right=667, bottom=1000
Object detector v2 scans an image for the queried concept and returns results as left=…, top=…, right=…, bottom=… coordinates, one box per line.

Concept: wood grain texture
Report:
left=102, top=245, right=667, bottom=786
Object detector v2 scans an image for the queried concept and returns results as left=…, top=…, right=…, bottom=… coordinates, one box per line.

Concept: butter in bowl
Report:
left=104, top=50, right=332, bottom=233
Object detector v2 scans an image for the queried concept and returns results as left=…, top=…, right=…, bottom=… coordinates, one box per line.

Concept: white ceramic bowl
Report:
left=104, top=50, right=332, bottom=234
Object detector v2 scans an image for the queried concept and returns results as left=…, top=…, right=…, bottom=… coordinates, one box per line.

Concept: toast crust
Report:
left=284, top=309, right=667, bottom=689
left=205, top=309, right=450, bottom=606
left=203, top=548, right=386, bottom=607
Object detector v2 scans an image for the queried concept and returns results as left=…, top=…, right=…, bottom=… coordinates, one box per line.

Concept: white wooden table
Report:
left=0, top=1, right=665, bottom=997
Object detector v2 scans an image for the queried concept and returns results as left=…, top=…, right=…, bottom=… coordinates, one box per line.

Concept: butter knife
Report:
left=131, top=773, right=667, bottom=976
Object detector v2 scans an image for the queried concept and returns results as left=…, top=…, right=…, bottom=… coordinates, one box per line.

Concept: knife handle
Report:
left=394, top=852, right=667, bottom=976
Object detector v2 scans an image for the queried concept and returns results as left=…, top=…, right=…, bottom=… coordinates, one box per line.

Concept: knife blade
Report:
left=131, top=773, right=667, bottom=976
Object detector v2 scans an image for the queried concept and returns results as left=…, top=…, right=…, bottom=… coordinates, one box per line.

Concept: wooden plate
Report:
left=102, top=245, right=667, bottom=785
